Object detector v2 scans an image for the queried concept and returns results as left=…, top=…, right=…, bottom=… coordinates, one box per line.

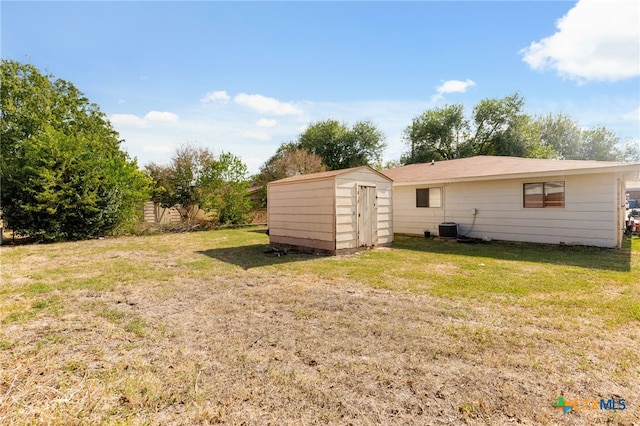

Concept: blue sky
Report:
left=2, top=1, right=639, bottom=173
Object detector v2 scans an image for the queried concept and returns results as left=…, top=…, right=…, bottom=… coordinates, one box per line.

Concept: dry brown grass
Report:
left=1, top=229, right=638, bottom=425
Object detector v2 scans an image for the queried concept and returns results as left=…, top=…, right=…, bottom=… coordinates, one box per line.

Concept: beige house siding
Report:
left=394, top=173, right=623, bottom=247
left=393, top=185, right=445, bottom=236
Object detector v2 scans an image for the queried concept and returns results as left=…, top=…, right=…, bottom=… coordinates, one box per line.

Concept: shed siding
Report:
left=268, top=235, right=335, bottom=252
left=268, top=178, right=336, bottom=249
left=394, top=173, right=621, bottom=247
left=334, top=171, right=393, bottom=251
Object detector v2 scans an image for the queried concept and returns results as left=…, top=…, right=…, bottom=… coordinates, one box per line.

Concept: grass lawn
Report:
left=1, top=228, right=639, bottom=425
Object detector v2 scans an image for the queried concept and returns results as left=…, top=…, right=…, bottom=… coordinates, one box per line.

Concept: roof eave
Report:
left=268, top=165, right=392, bottom=186
left=268, top=174, right=335, bottom=187
left=390, top=164, right=640, bottom=186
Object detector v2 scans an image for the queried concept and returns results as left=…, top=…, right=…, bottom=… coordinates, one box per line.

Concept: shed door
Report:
left=357, top=186, right=377, bottom=247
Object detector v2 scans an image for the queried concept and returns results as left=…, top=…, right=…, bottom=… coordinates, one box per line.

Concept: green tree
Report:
left=622, top=140, right=640, bottom=162
left=579, top=126, right=623, bottom=161
left=146, top=145, right=216, bottom=221
left=298, top=119, right=386, bottom=170
left=0, top=60, right=150, bottom=241
left=258, top=142, right=327, bottom=182
left=201, top=152, right=252, bottom=225
left=469, top=93, right=540, bottom=157
left=401, top=104, right=468, bottom=164
left=402, top=93, right=557, bottom=164
left=535, top=113, right=583, bottom=159
left=534, top=113, right=627, bottom=161
left=146, top=145, right=252, bottom=225
left=253, top=142, right=327, bottom=208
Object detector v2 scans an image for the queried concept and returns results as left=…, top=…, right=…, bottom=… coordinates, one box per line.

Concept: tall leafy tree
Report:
left=535, top=113, right=583, bottom=160
left=252, top=142, right=327, bottom=208
left=0, top=60, right=150, bottom=241
left=579, top=126, right=623, bottom=161
left=622, top=140, right=640, bottom=162
left=534, top=113, right=628, bottom=161
left=401, top=104, right=468, bottom=163
left=146, top=145, right=252, bottom=225
left=469, top=93, right=542, bottom=157
left=258, top=142, right=327, bottom=182
left=146, top=145, right=216, bottom=221
left=298, top=119, right=386, bottom=170
left=201, top=152, right=252, bottom=225
left=402, top=93, right=556, bottom=164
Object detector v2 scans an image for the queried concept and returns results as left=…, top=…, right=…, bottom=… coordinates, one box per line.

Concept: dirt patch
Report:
left=1, top=273, right=637, bottom=424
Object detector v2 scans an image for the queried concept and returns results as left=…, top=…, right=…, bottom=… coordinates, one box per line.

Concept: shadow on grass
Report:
left=196, top=244, right=325, bottom=270
left=247, top=229, right=268, bottom=235
left=393, top=234, right=634, bottom=272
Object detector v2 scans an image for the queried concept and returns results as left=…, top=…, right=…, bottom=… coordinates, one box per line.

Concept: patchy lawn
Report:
left=1, top=228, right=638, bottom=425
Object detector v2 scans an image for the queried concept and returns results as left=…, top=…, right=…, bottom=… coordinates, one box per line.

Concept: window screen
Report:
left=416, top=187, right=441, bottom=208
left=416, top=188, right=430, bottom=207
left=524, top=182, right=564, bottom=208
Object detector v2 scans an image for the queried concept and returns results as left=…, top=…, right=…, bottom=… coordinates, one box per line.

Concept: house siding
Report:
left=393, top=185, right=445, bottom=236
left=394, top=173, right=621, bottom=247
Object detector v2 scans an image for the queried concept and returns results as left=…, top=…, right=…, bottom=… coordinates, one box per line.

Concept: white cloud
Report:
left=110, top=113, right=147, bottom=128
left=436, top=79, right=476, bottom=95
left=623, top=107, right=640, bottom=122
left=109, top=111, right=179, bottom=128
left=520, top=0, right=640, bottom=82
left=234, top=93, right=303, bottom=115
left=201, top=90, right=230, bottom=104
left=256, top=118, right=277, bottom=127
left=144, top=111, right=179, bottom=123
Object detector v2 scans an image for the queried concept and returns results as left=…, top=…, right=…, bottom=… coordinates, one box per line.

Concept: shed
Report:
left=267, top=166, right=393, bottom=254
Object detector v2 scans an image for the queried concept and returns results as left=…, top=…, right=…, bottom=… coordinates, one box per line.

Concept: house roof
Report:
left=382, top=156, right=640, bottom=185
left=268, top=165, right=392, bottom=186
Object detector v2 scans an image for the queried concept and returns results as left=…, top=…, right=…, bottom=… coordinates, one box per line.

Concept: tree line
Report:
left=1, top=60, right=253, bottom=241
left=400, top=93, right=638, bottom=164
left=2, top=59, right=638, bottom=241
left=251, top=93, right=639, bottom=207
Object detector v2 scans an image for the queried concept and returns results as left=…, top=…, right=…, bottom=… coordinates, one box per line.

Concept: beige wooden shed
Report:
left=267, top=166, right=393, bottom=254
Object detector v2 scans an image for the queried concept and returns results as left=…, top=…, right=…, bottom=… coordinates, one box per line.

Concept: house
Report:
left=267, top=166, right=393, bottom=254
left=382, top=156, right=640, bottom=248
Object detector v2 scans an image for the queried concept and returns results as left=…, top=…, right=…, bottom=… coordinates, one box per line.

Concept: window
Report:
left=416, top=187, right=441, bottom=208
left=523, top=182, right=564, bottom=208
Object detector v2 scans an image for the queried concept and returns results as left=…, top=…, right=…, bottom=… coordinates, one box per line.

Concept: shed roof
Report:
left=382, top=156, right=640, bottom=185
left=268, top=165, right=392, bottom=186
